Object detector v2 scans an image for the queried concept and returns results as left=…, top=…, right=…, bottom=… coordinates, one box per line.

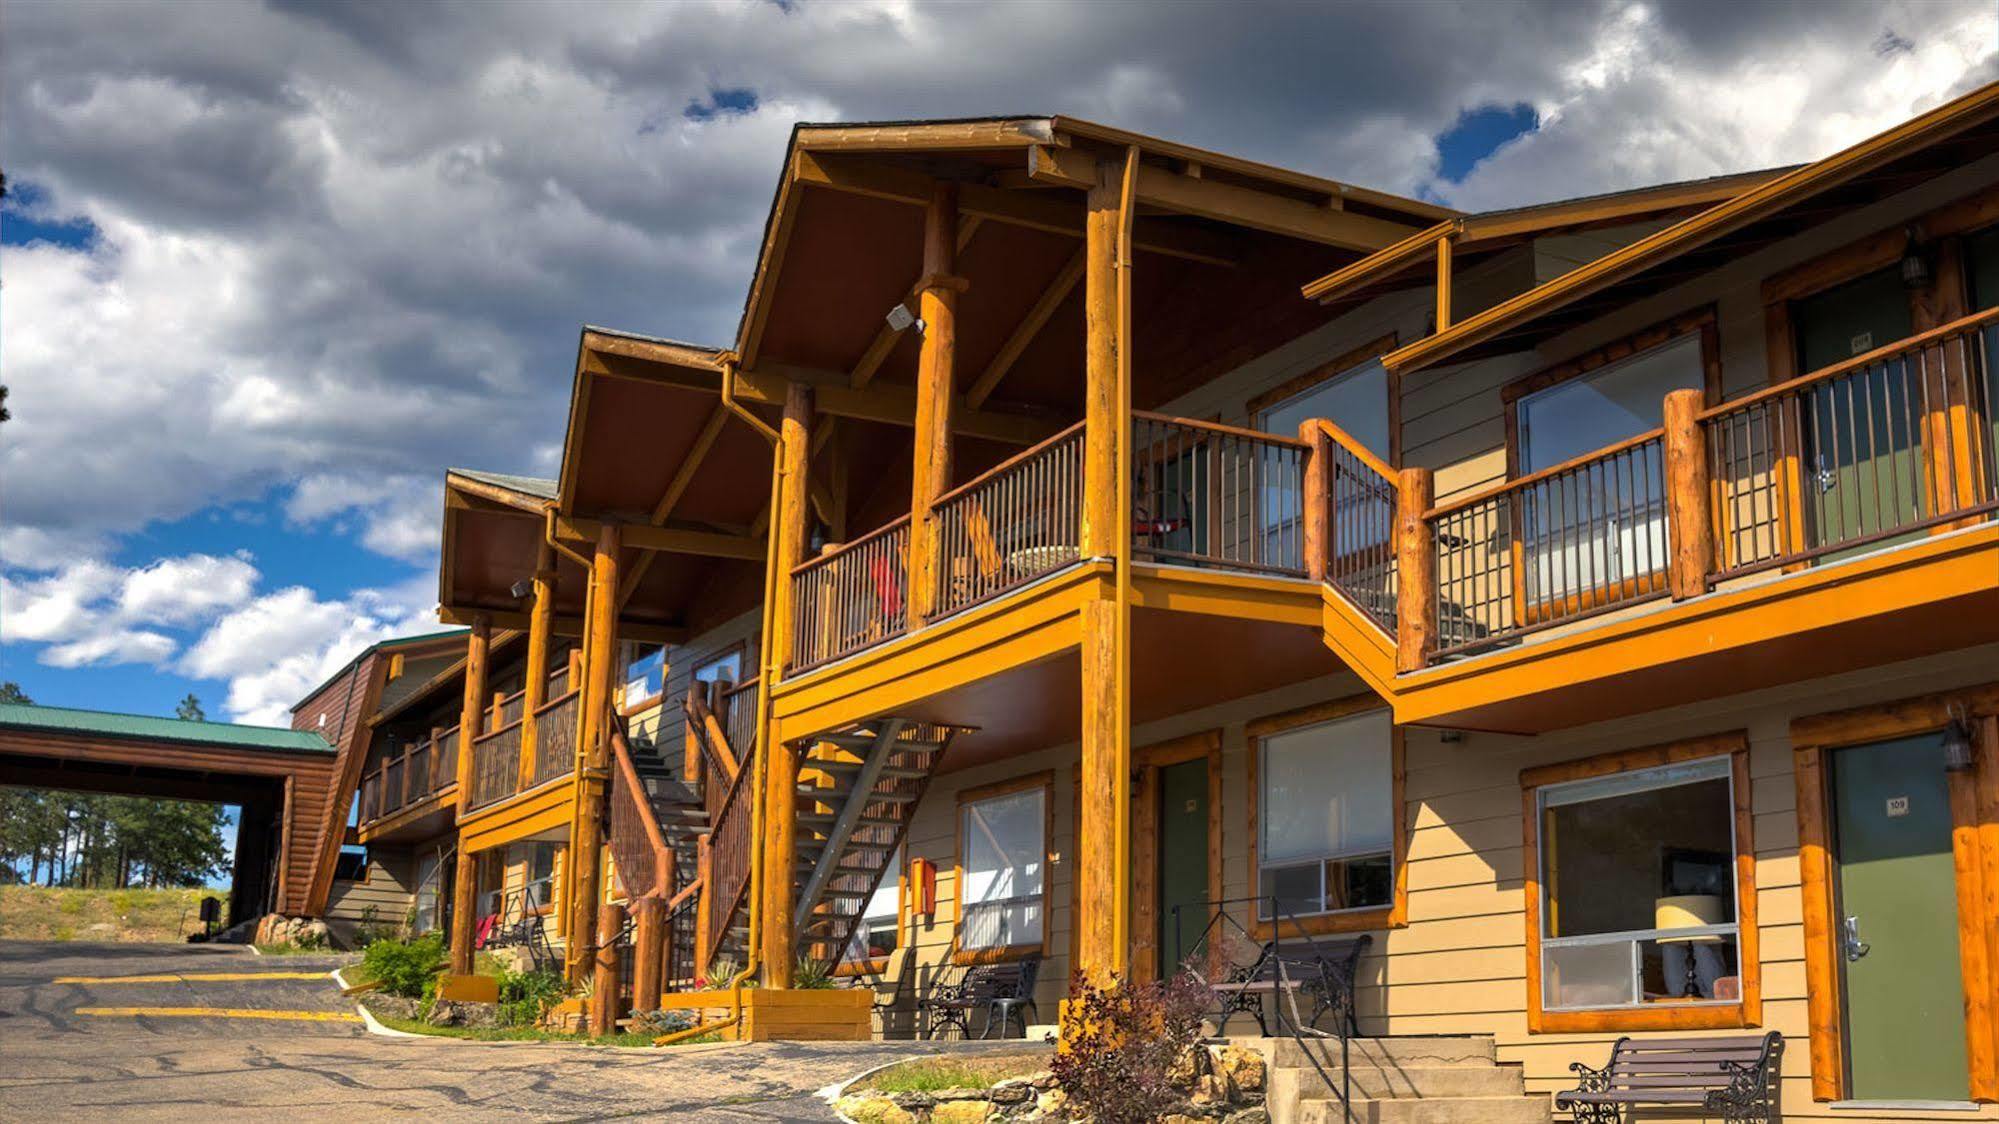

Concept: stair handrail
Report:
left=684, top=682, right=740, bottom=785
left=699, top=708, right=760, bottom=960
left=1304, top=417, right=1401, bottom=635
left=607, top=723, right=674, bottom=901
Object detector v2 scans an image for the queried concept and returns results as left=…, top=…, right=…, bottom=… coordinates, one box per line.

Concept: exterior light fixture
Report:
left=1942, top=712, right=1976, bottom=773
left=885, top=303, right=924, bottom=335
left=510, top=579, right=533, bottom=600
left=1899, top=227, right=1932, bottom=290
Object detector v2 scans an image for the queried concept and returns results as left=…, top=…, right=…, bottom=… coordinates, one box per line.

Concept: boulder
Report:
left=930, top=1101, right=994, bottom=1124
left=835, top=1094, right=915, bottom=1124
left=989, top=1080, right=1035, bottom=1106
left=361, top=994, right=421, bottom=1022
left=888, top=1091, right=937, bottom=1110
left=1191, top=1073, right=1232, bottom=1106
left=1213, top=1045, right=1265, bottom=1093
left=426, top=999, right=503, bottom=1029
left=1221, top=1109, right=1269, bottom=1124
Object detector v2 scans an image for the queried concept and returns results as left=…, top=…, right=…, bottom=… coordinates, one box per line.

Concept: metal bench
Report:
left=1210, top=934, right=1370, bottom=1037
left=1554, top=1032, right=1783, bottom=1124
left=918, top=958, right=1040, bottom=1040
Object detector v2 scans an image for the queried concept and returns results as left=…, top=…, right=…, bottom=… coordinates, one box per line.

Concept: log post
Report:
left=761, top=382, right=814, bottom=990
left=1300, top=421, right=1333, bottom=583
left=1080, top=169, right=1120, bottom=559
left=590, top=899, right=626, bottom=1036
left=1663, top=388, right=1715, bottom=601
left=567, top=523, right=621, bottom=984
left=907, top=181, right=963, bottom=625
left=519, top=541, right=555, bottom=789
left=448, top=618, right=490, bottom=975
left=1394, top=468, right=1435, bottom=673
left=694, top=833, right=714, bottom=976
left=631, top=894, right=664, bottom=1016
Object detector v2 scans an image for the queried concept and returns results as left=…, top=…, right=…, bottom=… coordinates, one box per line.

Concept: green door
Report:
left=1831, top=733, right=1969, bottom=1101
left=1792, top=267, right=1925, bottom=556
left=1157, top=758, right=1209, bottom=976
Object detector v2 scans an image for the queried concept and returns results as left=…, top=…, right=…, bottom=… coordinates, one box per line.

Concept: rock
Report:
left=1221, top=1108, right=1269, bottom=1124
left=888, top=1091, right=937, bottom=1110
left=836, top=1093, right=915, bottom=1124
left=933, top=1087, right=990, bottom=1101
left=1028, top=1072, right=1059, bottom=1090
left=361, top=994, right=421, bottom=1022
left=989, top=1080, right=1034, bottom=1105
left=1167, top=1044, right=1204, bottom=1084
left=1191, top=1073, right=1232, bottom=1105
left=1033, top=1089, right=1068, bottom=1117
left=930, top=1101, right=993, bottom=1124
left=1213, top=1045, right=1266, bottom=1093
left=1161, top=1115, right=1208, bottom=1124
left=426, top=999, right=503, bottom=1029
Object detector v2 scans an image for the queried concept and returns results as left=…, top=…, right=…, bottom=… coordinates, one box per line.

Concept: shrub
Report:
left=793, top=956, right=835, bottom=990
left=361, top=932, right=447, bottom=999
left=497, top=967, right=567, bottom=1028
left=1052, top=970, right=1209, bottom=1124
left=352, top=905, right=396, bottom=949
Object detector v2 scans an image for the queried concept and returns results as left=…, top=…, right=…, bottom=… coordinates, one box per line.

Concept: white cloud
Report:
left=1, top=552, right=259, bottom=669
left=118, top=553, right=259, bottom=624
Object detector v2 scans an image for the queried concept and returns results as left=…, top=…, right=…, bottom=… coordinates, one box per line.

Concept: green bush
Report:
left=793, top=956, right=835, bottom=990
left=361, top=932, right=447, bottom=999
left=496, top=967, right=567, bottom=1028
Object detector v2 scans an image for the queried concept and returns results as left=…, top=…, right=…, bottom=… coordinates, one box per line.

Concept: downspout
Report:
left=655, top=353, right=782, bottom=1045
left=1110, top=145, right=1140, bottom=973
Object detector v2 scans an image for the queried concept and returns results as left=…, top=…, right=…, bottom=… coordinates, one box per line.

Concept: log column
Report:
left=906, top=181, right=964, bottom=626
left=1074, top=159, right=1129, bottom=985
left=1300, top=421, right=1333, bottom=583
left=590, top=899, right=627, bottom=1036
left=448, top=617, right=491, bottom=975
left=567, top=523, right=621, bottom=983
left=519, top=540, right=555, bottom=789
left=1394, top=468, right=1435, bottom=673
left=1663, top=388, right=1715, bottom=601
left=630, top=894, right=664, bottom=1017
left=762, top=381, right=814, bottom=989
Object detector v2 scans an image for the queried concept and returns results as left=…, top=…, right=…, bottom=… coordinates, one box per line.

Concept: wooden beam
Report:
left=906, top=183, right=960, bottom=628
left=967, top=246, right=1086, bottom=409
left=1395, top=467, right=1436, bottom=673
left=1029, top=143, right=1418, bottom=251
left=762, top=382, right=814, bottom=989
left=567, top=523, right=620, bottom=984
left=850, top=217, right=983, bottom=389
left=437, top=605, right=687, bottom=647
left=793, top=151, right=1238, bottom=267
left=795, top=118, right=1057, bottom=152
left=553, top=515, right=764, bottom=562
left=617, top=402, right=734, bottom=604
left=1434, top=233, right=1454, bottom=330
left=449, top=619, right=489, bottom=976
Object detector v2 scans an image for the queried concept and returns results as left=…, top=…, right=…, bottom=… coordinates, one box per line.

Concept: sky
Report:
left=2, top=0, right=1996, bottom=729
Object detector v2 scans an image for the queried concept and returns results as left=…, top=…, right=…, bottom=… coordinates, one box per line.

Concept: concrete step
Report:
left=1296, top=1095, right=1549, bottom=1124
left=1266, top=1036, right=1496, bottom=1069
left=1269, top=1061, right=1523, bottom=1106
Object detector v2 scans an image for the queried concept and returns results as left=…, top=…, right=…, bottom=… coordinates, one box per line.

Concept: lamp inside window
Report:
left=1537, top=756, right=1741, bottom=1010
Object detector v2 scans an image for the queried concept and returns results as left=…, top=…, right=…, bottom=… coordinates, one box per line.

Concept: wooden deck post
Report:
left=567, top=523, right=621, bottom=984
left=1663, top=388, right=1715, bottom=601
left=591, top=899, right=626, bottom=1036
left=1300, top=421, right=1333, bottom=583
left=631, top=894, right=664, bottom=1015
left=907, top=181, right=963, bottom=626
left=1074, top=155, right=1134, bottom=988
left=1394, top=468, right=1435, bottom=673
left=761, top=382, right=814, bottom=990
left=519, top=541, right=554, bottom=788
left=448, top=617, right=490, bottom=975
left=694, top=832, right=714, bottom=975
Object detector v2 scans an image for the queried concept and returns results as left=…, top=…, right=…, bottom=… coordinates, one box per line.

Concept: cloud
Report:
left=1, top=552, right=258, bottom=668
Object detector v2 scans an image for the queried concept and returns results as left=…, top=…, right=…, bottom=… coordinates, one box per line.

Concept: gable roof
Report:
left=0, top=703, right=334, bottom=754
left=291, top=628, right=468, bottom=717
left=449, top=468, right=558, bottom=503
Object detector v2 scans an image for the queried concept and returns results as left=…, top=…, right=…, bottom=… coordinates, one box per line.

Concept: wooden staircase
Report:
left=607, top=715, right=706, bottom=987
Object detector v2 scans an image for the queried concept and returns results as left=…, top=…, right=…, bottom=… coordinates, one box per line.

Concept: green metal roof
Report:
left=0, top=703, right=335, bottom=754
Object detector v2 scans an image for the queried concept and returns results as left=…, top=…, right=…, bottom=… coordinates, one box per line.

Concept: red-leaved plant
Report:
left=1052, top=969, right=1210, bottom=1124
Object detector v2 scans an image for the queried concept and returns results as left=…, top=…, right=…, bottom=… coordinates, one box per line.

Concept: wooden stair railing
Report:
left=687, top=684, right=759, bottom=968
left=607, top=724, right=674, bottom=902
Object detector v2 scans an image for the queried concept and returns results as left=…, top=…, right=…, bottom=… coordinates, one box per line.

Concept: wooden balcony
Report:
left=356, top=726, right=458, bottom=842
left=462, top=669, right=580, bottom=816
left=1335, top=308, right=1999, bottom=731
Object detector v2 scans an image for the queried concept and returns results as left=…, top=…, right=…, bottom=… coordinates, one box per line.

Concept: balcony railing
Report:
left=1306, top=418, right=1400, bottom=632
left=531, top=688, right=579, bottom=787
left=358, top=726, right=457, bottom=827
left=1703, top=308, right=1999, bottom=578
left=1399, top=307, right=1999, bottom=664
left=930, top=421, right=1085, bottom=620
left=467, top=711, right=524, bottom=810
left=790, top=516, right=911, bottom=673
left=1132, top=412, right=1309, bottom=576
left=1428, top=431, right=1669, bottom=658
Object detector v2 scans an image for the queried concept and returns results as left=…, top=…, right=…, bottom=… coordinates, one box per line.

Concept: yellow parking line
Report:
left=76, top=1006, right=361, bottom=1023
left=55, top=971, right=330, bottom=984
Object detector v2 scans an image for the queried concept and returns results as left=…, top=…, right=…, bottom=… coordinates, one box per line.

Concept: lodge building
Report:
left=307, top=86, right=1999, bottom=1120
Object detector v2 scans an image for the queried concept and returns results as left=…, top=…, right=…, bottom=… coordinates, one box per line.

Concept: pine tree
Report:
left=0, top=681, right=32, bottom=705
left=175, top=694, right=205, bottom=722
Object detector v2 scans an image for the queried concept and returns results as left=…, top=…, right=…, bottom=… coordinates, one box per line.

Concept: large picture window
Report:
left=956, top=776, right=1050, bottom=958
left=1249, top=699, right=1405, bottom=936
left=1522, top=734, right=1758, bottom=1033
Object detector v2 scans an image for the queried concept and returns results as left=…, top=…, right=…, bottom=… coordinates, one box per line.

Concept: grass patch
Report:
left=853, top=1050, right=1052, bottom=1094
left=0, top=885, right=223, bottom=942
left=254, top=941, right=342, bottom=956
left=368, top=1011, right=679, bottom=1047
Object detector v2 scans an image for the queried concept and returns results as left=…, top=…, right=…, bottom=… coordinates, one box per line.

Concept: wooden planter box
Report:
left=653, top=988, right=873, bottom=1041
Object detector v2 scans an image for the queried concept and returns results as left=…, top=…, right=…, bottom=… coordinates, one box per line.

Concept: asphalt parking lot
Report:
left=0, top=940, right=934, bottom=1121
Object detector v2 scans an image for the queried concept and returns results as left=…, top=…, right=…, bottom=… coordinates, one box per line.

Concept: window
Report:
left=619, top=645, right=666, bottom=711
left=526, top=842, right=558, bottom=914
left=1257, top=357, right=1391, bottom=462
left=333, top=847, right=368, bottom=882
left=844, top=845, right=902, bottom=967
left=413, top=852, right=442, bottom=934
left=1254, top=706, right=1398, bottom=926
left=1522, top=735, right=1758, bottom=1032
left=956, top=776, right=1050, bottom=957
left=694, top=648, right=744, bottom=690
left=1505, top=321, right=1713, bottom=612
